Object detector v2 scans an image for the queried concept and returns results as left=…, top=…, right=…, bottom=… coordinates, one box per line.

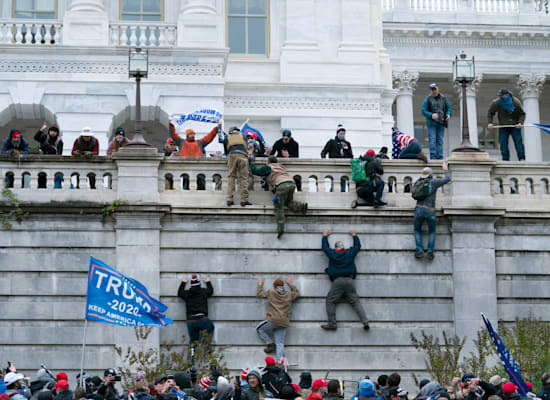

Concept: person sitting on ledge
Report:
left=351, top=149, right=386, bottom=208
left=391, top=127, right=427, bottom=162
left=72, top=127, right=99, bottom=156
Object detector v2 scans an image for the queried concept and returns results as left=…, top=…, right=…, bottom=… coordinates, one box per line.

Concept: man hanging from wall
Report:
left=320, top=229, right=370, bottom=331
left=250, top=155, right=308, bottom=238
left=256, top=277, right=300, bottom=367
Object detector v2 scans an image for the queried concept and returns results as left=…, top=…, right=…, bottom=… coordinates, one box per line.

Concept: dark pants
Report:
left=414, top=207, right=437, bottom=252
left=357, top=180, right=384, bottom=204
left=187, top=317, right=214, bottom=344
left=499, top=127, right=525, bottom=161
left=326, top=277, right=368, bottom=325
left=398, top=141, right=422, bottom=159
left=427, top=124, right=445, bottom=160
left=274, top=181, right=306, bottom=233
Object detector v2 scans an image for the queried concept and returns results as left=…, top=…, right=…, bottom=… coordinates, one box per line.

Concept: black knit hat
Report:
left=115, top=127, right=125, bottom=136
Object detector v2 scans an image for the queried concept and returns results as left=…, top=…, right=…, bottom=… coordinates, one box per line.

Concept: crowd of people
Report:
left=2, top=361, right=549, bottom=400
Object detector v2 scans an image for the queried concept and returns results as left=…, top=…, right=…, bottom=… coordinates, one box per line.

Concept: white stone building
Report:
left=2, top=0, right=547, bottom=160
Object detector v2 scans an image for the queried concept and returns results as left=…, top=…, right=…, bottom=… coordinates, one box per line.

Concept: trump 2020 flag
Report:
left=481, top=313, right=529, bottom=396
left=85, top=257, right=172, bottom=327
left=241, top=122, right=267, bottom=146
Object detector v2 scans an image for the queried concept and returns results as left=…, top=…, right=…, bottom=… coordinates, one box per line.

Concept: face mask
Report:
left=275, top=286, right=285, bottom=295
left=338, top=133, right=345, bottom=140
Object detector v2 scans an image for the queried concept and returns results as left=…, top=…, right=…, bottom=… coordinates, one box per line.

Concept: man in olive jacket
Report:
left=256, top=277, right=300, bottom=362
left=488, top=88, right=526, bottom=161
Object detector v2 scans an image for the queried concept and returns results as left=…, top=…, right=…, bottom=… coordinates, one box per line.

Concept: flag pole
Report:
left=79, top=319, right=88, bottom=388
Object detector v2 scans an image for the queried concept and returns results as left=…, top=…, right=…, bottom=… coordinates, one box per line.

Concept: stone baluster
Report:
left=53, top=25, right=61, bottom=44
left=129, top=26, right=137, bottom=46
left=15, top=24, right=23, bottom=44
left=393, top=71, right=419, bottom=137
left=453, top=74, right=482, bottom=148
left=120, top=26, right=128, bottom=46
left=138, top=26, right=147, bottom=47
left=0, top=24, right=4, bottom=44
left=167, top=26, right=176, bottom=46
left=110, top=25, right=119, bottom=46
left=43, top=24, right=52, bottom=44
left=158, top=26, right=166, bottom=47
left=517, top=74, right=545, bottom=162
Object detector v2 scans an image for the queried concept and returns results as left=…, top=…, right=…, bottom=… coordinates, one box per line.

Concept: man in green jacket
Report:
left=256, top=277, right=300, bottom=362
left=250, top=155, right=307, bottom=238
left=488, top=88, right=526, bottom=161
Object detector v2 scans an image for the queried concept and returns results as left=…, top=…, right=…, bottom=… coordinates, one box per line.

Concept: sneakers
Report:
left=417, top=153, right=428, bottom=162
left=415, top=251, right=424, bottom=259
left=241, top=201, right=252, bottom=206
left=227, top=200, right=234, bottom=206
left=351, top=200, right=358, bottom=209
left=363, top=323, right=370, bottom=331
left=264, top=343, right=276, bottom=354
left=374, top=200, right=387, bottom=207
left=321, top=323, right=337, bottom=330
left=425, top=251, right=434, bottom=260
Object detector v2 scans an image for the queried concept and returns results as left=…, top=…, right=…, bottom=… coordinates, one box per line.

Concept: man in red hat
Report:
left=351, top=149, right=386, bottom=208
left=501, top=382, right=520, bottom=400
left=2, top=129, right=30, bottom=155
left=261, top=356, right=291, bottom=398
left=52, top=379, right=72, bottom=400
left=307, top=380, right=328, bottom=400
left=177, top=274, right=214, bottom=346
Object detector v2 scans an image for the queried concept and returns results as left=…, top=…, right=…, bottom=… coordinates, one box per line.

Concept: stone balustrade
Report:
left=0, top=19, right=62, bottom=45
left=2, top=153, right=550, bottom=211
left=109, top=22, right=177, bottom=47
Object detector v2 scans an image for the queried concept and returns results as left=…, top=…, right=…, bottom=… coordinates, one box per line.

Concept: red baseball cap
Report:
left=56, top=372, right=68, bottom=381
left=11, top=131, right=21, bottom=139
left=312, top=379, right=328, bottom=391
left=502, top=382, right=518, bottom=397
left=366, top=149, right=375, bottom=157
left=52, top=380, right=69, bottom=391
left=265, top=356, right=276, bottom=367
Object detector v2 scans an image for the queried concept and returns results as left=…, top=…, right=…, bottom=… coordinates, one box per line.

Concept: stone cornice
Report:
left=0, top=61, right=223, bottom=76
left=224, top=96, right=380, bottom=111
left=392, top=70, right=419, bottom=95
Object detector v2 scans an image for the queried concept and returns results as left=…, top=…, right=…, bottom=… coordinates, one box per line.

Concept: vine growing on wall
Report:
left=101, top=199, right=128, bottom=218
left=0, top=188, right=29, bottom=230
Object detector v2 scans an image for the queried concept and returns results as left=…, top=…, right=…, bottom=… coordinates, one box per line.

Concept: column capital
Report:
left=517, top=74, right=546, bottom=99
left=453, top=74, right=483, bottom=97
left=392, top=70, right=419, bottom=95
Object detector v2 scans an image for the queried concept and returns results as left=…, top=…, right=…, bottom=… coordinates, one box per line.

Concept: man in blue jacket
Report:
left=321, top=229, right=369, bottom=331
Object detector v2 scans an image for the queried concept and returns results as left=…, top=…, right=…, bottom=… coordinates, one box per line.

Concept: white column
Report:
left=517, top=74, right=546, bottom=162
left=454, top=75, right=482, bottom=148
left=177, top=0, right=223, bottom=48
left=392, top=71, right=418, bottom=136
left=62, top=0, right=109, bottom=46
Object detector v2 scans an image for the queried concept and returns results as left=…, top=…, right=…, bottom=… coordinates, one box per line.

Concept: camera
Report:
left=114, top=376, right=122, bottom=382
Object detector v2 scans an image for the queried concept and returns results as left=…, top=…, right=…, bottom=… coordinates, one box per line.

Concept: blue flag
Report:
left=85, top=257, right=172, bottom=327
left=481, top=314, right=529, bottom=397
left=533, top=123, right=550, bottom=135
left=170, top=109, right=223, bottom=129
left=241, top=122, right=267, bottom=146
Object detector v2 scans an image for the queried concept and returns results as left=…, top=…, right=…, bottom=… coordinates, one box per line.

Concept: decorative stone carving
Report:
left=392, top=71, right=419, bottom=95
left=517, top=74, right=546, bottom=98
left=224, top=97, right=379, bottom=111
left=453, top=74, right=483, bottom=97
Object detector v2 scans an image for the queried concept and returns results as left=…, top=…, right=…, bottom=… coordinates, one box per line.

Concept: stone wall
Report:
left=1, top=150, right=550, bottom=391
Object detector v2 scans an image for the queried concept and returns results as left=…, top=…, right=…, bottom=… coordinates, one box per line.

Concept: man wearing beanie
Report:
left=351, top=379, right=378, bottom=400
left=352, top=149, right=386, bottom=208
left=177, top=274, right=214, bottom=347
left=168, top=122, right=220, bottom=158
left=269, top=129, right=299, bottom=158
left=234, top=370, right=274, bottom=400
left=321, top=125, right=353, bottom=159
left=34, top=122, right=63, bottom=155
left=107, top=127, right=129, bottom=155
left=2, top=129, right=30, bottom=156
left=413, top=162, right=450, bottom=260
left=256, top=277, right=300, bottom=362
left=487, top=88, right=526, bottom=161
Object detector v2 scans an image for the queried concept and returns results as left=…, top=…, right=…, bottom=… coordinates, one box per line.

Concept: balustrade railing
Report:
left=534, top=0, right=549, bottom=13
left=109, top=22, right=177, bottom=47
left=411, top=0, right=457, bottom=11
left=474, top=0, right=518, bottom=13
left=0, top=19, right=62, bottom=45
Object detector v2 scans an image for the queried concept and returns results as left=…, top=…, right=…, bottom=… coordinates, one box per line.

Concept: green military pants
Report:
left=274, top=182, right=307, bottom=234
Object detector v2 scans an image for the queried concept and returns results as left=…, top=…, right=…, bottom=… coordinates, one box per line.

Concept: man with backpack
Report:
left=3, top=372, right=27, bottom=400
left=351, top=149, right=386, bottom=208
left=261, top=357, right=292, bottom=398
left=421, top=83, right=451, bottom=160
left=412, top=163, right=451, bottom=260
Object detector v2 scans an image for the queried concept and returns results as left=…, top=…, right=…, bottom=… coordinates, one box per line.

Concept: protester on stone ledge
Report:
left=2, top=129, right=30, bottom=155
left=376, top=146, right=390, bottom=160
left=169, top=122, right=220, bottom=158
left=34, top=122, right=63, bottom=155
left=351, top=149, right=386, bottom=208
left=391, top=127, right=427, bottom=162
left=256, top=278, right=299, bottom=366
left=72, top=127, right=99, bottom=156
left=224, top=126, right=251, bottom=207
left=269, top=130, right=299, bottom=158
left=321, top=125, right=353, bottom=159
left=107, top=127, right=129, bottom=156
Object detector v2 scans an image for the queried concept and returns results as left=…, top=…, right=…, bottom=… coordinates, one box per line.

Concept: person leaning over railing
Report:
left=34, top=122, right=63, bottom=155
left=2, top=129, right=30, bottom=156
left=71, top=127, right=99, bottom=156
left=106, top=127, right=129, bottom=156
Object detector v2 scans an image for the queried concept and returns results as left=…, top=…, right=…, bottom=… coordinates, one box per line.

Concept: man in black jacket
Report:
left=537, top=372, right=550, bottom=400
left=177, top=274, right=214, bottom=345
left=269, top=130, right=299, bottom=158
left=352, top=150, right=386, bottom=208
left=321, top=125, right=353, bottom=159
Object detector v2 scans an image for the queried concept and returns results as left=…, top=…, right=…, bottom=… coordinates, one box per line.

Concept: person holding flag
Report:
left=488, top=88, right=526, bottom=161
left=169, top=122, right=221, bottom=158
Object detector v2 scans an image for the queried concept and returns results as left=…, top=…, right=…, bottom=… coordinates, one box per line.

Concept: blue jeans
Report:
left=187, top=317, right=214, bottom=344
left=499, top=127, right=525, bottom=161
left=398, top=140, right=422, bottom=159
left=414, top=207, right=437, bottom=252
left=427, top=124, right=445, bottom=159
left=256, top=320, right=287, bottom=361
left=357, top=180, right=384, bottom=204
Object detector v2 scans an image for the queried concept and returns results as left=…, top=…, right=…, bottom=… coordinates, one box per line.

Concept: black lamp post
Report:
left=452, top=52, right=481, bottom=152
left=127, top=47, right=150, bottom=146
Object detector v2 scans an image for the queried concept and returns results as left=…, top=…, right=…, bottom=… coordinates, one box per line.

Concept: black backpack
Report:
left=412, top=178, right=432, bottom=201
left=262, top=369, right=291, bottom=397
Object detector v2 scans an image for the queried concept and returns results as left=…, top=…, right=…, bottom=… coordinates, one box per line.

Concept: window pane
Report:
left=15, top=0, right=33, bottom=9
left=228, top=16, right=246, bottom=53
left=248, top=17, right=266, bottom=54
left=122, top=0, right=140, bottom=12
left=15, top=11, right=33, bottom=18
left=121, top=13, right=141, bottom=20
left=248, top=0, right=266, bottom=15
left=40, top=11, right=55, bottom=18
left=142, top=13, right=161, bottom=21
left=143, top=0, right=161, bottom=13
left=35, top=0, right=55, bottom=11
left=228, top=0, right=245, bottom=14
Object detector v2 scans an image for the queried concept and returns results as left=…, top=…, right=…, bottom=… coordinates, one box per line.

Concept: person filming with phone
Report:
left=98, top=368, right=121, bottom=400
